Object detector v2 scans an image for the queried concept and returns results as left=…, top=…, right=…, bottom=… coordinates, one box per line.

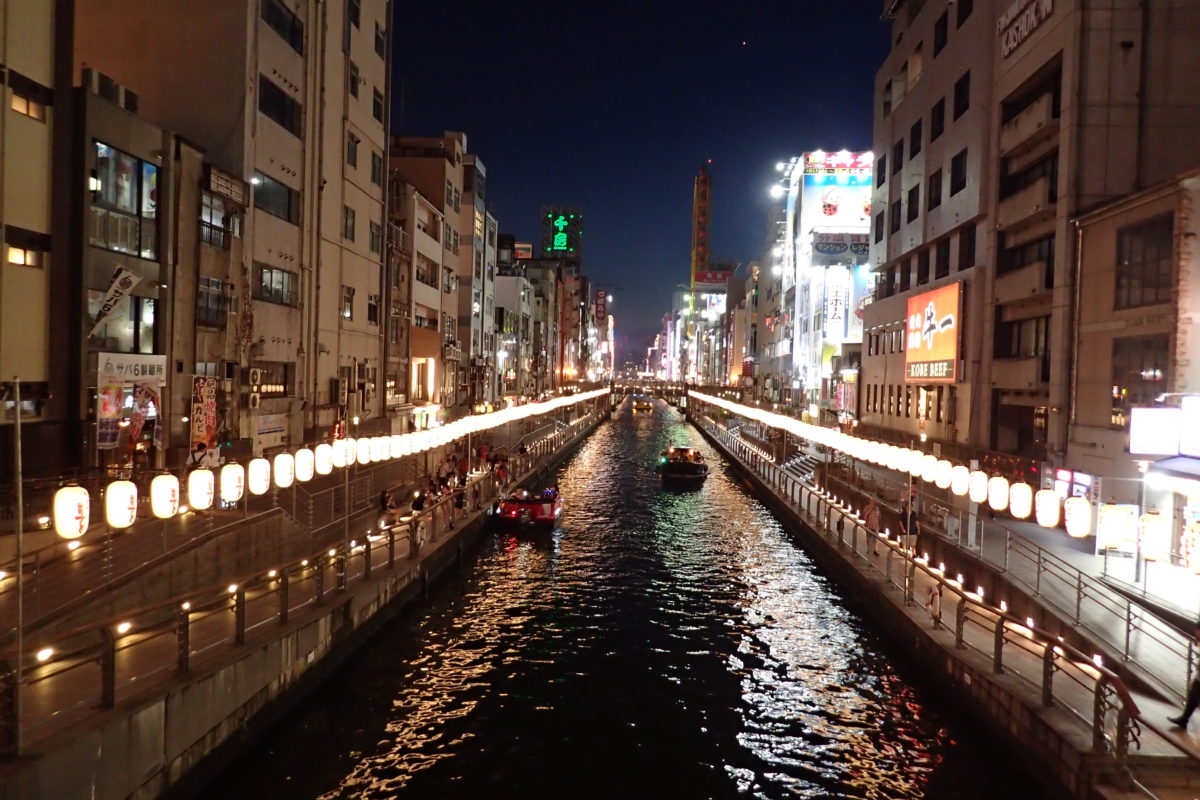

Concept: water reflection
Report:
left=214, top=399, right=1020, bottom=800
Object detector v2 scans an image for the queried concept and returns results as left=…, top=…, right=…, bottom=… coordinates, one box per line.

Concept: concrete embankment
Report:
left=689, top=409, right=1199, bottom=800
left=0, top=410, right=606, bottom=800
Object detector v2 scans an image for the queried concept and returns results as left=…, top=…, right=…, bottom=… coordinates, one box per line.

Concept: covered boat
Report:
left=495, top=487, right=563, bottom=527
left=659, top=445, right=708, bottom=483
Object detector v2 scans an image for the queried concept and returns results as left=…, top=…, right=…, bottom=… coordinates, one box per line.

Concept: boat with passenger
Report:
left=658, top=445, right=708, bottom=484
left=632, top=394, right=654, bottom=413
left=494, top=486, right=563, bottom=528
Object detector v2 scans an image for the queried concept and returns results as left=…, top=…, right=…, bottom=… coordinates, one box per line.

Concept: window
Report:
left=891, top=140, right=903, bottom=174
left=998, top=233, right=1053, bottom=276
left=87, top=291, right=157, bottom=354
left=927, top=170, right=942, bottom=210
left=1000, top=153, right=1058, bottom=201
left=6, top=245, right=40, bottom=267
left=957, top=0, right=973, bottom=27
left=934, top=11, right=948, bottom=55
left=370, top=151, right=383, bottom=185
left=960, top=224, right=977, bottom=270
left=256, top=361, right=294, bottom=397
left=258, top=75, right=301, bottom=136
left=917, top=250, right=930, bottom=284
left=372, top=89, right=384, bottom=122
left=889, top=201, right=902, bottom=234
left=1115, top=213, right=1174, bottom=309
left=950, top=149, right=968, bottom=195
left=348, top=61, right=359, bottom=99
left=346, top=132, right=359, bottom=167
left=9, top=70, right=49, bottom=121
left=935, top=238, right=951, bottom=278
left=254, top=263, right=298, bottom=306
left=930, top=98, right=945, bottom=141
left=90, top=141, right=158, bottom=259
left=1111, top=334, right=1169, bottom=426
left=369, top=220, right=381, bottom=254
left=445, top=180, right=453, bottom=208
left=415, top=253, right=438, bottom=286
left=374, top=22, right=386, bottom=57
left=5, top=226, right=48, bottom=268
left=876, top=156, right=887, bottom=187
left=253, top=171, right=300, bottom=224
left=874, top=210, right=885, bottom=243
left=909, top=120, right=922, bottom=158
left=348, top=0, right=360, bottom=28
left=262, top=0, right=304, bottom=53
left=907, top=184, right=920, bottom=223
left=200, top=191, right=230, bottom=248
left=342, top=205, right=356, bottom=241
left=197, top=277, right=226, bottom=327
left=995, top=316, right=1049, bottom=360
left=953, top=71, right=971, bottom=119
left=367, top=293, right=380, bottom=324
left=10, top=92, right=45, bottom=121
left=341, top=285, right=355, bottom=319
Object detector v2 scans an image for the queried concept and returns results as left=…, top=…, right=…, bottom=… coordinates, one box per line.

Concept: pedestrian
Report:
left=1169, top=620, right=1200, bottom=728
left=496, top=461, right=508, bottom=487
left=925, top=582, right=943, bottom=629
left=187, top=442, right=209, bottom=468
left=479, top=442, right=489, bottom=469
left=864, top=498, right=882, bottom=554
left=379, top=490, right=391, bottom=514
left=457, top=454, right=469, bottom=478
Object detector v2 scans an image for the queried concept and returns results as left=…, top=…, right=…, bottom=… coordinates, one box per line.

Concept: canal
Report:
left=211, top=400, right=1026, bottom=799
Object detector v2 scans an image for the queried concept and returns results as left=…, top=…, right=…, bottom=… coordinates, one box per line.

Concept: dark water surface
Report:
left=211, top=402, right=1026, bottom=799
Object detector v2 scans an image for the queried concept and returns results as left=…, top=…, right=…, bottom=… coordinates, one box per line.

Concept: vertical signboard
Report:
left=904, top=282, right=960, bottom=383
left=191, top=376, right=219, bottom=451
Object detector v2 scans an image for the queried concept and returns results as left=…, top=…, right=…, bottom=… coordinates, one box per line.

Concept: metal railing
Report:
left=699, top=416, right=1199, bottom=780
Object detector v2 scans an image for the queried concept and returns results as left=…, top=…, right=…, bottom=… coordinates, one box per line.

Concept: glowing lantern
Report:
left=921, top=455, right=938, bottom=483
left=1034, top=489, right=1060, bottom=527
left=399, top=434, right=413, bottom=456
left=274, top=453, right=296, bottom=488
left=295, top=448, right=315, bottom=482
left=188, top=469, right=215, bottom=510
left=53, top=485, right=91, bottom=539
left=950, top=465, right=970, bottom=496
left=1009, top=483, right=1033, bottom=519
left=370, top=436, right=387, bottom=462
left=150, top=474, right=181, bottom=519
left=314, top=443, right=334, bottom=475
left=968, top=471, right=989, bottom=504
left=220, top=462, right=245, bottom=504
left=332, top=439, right=349, bottom=469
left=1140, top=511, right=1171, bottom=560
left=934, top=459, right=953, bottom=489
left=1064, top=497, right=1092, bottom=538
left=893, top=448, right=912, bottom=475
left=391, top=435, right=404, bottom=458
left=988, top=476, right=1010, bottom=511
left=356, top=437, right=372, bottom=465
left=908, top=451, right=925, bottom=477
left=105, top=480, right=138, bottom=529
left=248, top=458, right=271, bottom=496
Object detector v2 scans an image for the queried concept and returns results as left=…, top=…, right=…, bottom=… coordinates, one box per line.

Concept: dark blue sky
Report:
left=394, top=1, right=890, bottom=354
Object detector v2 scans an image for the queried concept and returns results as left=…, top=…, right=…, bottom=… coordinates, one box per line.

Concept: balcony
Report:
left=994, top=260, right=1051, bottom=304
left=990, top=355, right=1048, bottom=391
left=999, top=93, right=1059, bottom=157
left=996, top=175, right=1055, bottom=230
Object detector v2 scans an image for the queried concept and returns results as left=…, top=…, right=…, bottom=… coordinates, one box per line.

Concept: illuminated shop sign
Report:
left=904, top=283, right=960, bottom=383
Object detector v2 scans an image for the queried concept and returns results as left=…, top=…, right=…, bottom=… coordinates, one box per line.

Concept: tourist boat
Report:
left=495, top=487, right=563, bottom=528
left=632, top=395, right=654, bottom=412
left=658, top=445, right=708, bottom=484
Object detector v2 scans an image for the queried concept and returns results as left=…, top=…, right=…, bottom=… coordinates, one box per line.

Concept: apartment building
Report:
left=458, top=153, right=491, bottom=407
left=74, top=0, right=392, bottom=451
left=495, top=271, right=533, bottom=399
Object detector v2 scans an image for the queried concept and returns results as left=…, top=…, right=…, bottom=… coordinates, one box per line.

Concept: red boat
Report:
left=495, top=487, right=563, bottom=528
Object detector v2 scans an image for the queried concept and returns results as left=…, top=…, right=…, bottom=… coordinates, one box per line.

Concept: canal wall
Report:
left=0, top=410, right=607, bottom=800
left=690, top=413, right=1137, bottom=800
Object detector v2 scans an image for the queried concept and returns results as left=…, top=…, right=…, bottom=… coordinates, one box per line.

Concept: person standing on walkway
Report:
left=1169, top=621, right=1200, bottom=727
left=925, top=583, right=943, bottom=629
left=864, top=498, right=882, bottom=554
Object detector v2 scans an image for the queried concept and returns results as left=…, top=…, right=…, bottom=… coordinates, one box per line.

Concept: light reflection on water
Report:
left=213, top=402, right=1023, bottom=800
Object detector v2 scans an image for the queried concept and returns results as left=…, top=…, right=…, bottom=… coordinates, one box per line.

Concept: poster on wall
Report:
left=904, top=283, right=960, bottom=383
left=191, top=376, right=219, bottom=451
left=96, top=380, right=123, bottom=449
left=798, top=152, right=872, bottom=250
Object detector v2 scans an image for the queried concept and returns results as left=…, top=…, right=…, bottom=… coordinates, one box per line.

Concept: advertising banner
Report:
left=905, top=283, right=960, bottom=383
left=191, top=376, right=219, bottom=451
left=693, top=271, right=732, bottom=291
left=823, top=266, right=850, bottom=342
left=96, top=380, right=123, bottom=450
left=128, top=382, right=158, bottom=442
left=89, top=268, right=142, bottom=338
left=514, top=242, right=534, bottom=259
left=97, top=352, right=167, bottom=384
left=798, top=152, right=872, bottom=249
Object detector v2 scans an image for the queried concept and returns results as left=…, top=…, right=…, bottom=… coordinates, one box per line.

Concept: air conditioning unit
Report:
left=248, top=368, right=263, bottom=388
left=330, top=377, right=348, bottom=405
left=248, top=393, right=262, bottom=409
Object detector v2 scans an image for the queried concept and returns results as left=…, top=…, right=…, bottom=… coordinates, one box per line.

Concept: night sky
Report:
left=393, top=1, right=890, bottom=359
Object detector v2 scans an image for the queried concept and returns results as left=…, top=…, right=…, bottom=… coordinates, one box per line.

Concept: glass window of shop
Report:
left=90, top=141, right=158, bottom=260
left=87, top=291, right=157, bottom=354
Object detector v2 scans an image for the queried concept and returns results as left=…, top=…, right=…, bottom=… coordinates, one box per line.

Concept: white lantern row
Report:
left=50, top=389, right=611, bottom=537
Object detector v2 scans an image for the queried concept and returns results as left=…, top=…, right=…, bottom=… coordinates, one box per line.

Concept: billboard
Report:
left=540, top=207, right=582, bottom=260
left=694, top=270, right=732, bottom=291
left=514, top=242, right=533, bottom=259
left=798, top=151, right=873, bottom=251
left=904, top=283, right=960, bottom=383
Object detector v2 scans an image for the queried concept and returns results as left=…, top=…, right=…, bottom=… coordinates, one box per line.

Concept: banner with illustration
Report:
left=96, top=380, right=123, bottom=450
left=191, top=376, right=219, bottom=451
left=128, top=382, right=159, bottom=443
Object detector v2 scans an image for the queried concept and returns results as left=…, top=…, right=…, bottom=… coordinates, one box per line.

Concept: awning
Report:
left=1149, top=456, right=1200, bottom=480
left=1146, top=456, right=1200, bottom=498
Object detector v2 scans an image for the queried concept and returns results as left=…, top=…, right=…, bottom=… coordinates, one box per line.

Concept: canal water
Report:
left=212, top=401, right=1025, bottom=799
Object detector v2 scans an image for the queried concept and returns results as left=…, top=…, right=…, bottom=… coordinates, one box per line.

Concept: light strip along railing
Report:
left=689, top=391, right=1196, bottom=706
left=702, top=417, right=1200, bottom=776
left=0, top=414, right=598, bottom=749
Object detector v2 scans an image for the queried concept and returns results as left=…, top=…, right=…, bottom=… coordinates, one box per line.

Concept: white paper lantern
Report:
left=399, top=434, right=413, bottom=456
left=53, top=485, right=91, bottom=539
left=1034, top=488, right=1060, bottom=527
left=295, top=448, right=315, bottom=482
left=220, top=462, right=245, bottom=503
left=356, top=437, right=372, bottom=465
left=391, top=435, right=404, bottom=459
left=934, top=459, right=953, bottom=489
left=273, top=453, right=296, bottom=488
left=987, top=476, right=1010, bottom=511
left=314, top=443, right=334, bottom=475
left=894, top=448, right=912, bottom=475
left=150, top=474, right=181, bottom=519
left=1009, top=482, right=1033, bottom=519
left=1064, top=496, right=1092, bottom=538
left=188, top=468, right=215, bottom=510
left=105, top=480, right=138, bottom=529
left=371, top=436, right=387, bottom=462
left=921, top=454, right=939, bottom=483
left=247, top=458, right=271, bottom=496
left=950, top=465, right=970, bottom=496
left=909, top=451, right=925, bottom=477
left=968, top=471, right=989, bottom=504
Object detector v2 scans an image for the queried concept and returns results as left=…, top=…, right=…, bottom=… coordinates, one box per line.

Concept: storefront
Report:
left=94, top=352, right=167, bottom=473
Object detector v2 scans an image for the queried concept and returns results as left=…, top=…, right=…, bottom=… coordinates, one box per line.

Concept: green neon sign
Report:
left=551, top=214, right=569, bottom=251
